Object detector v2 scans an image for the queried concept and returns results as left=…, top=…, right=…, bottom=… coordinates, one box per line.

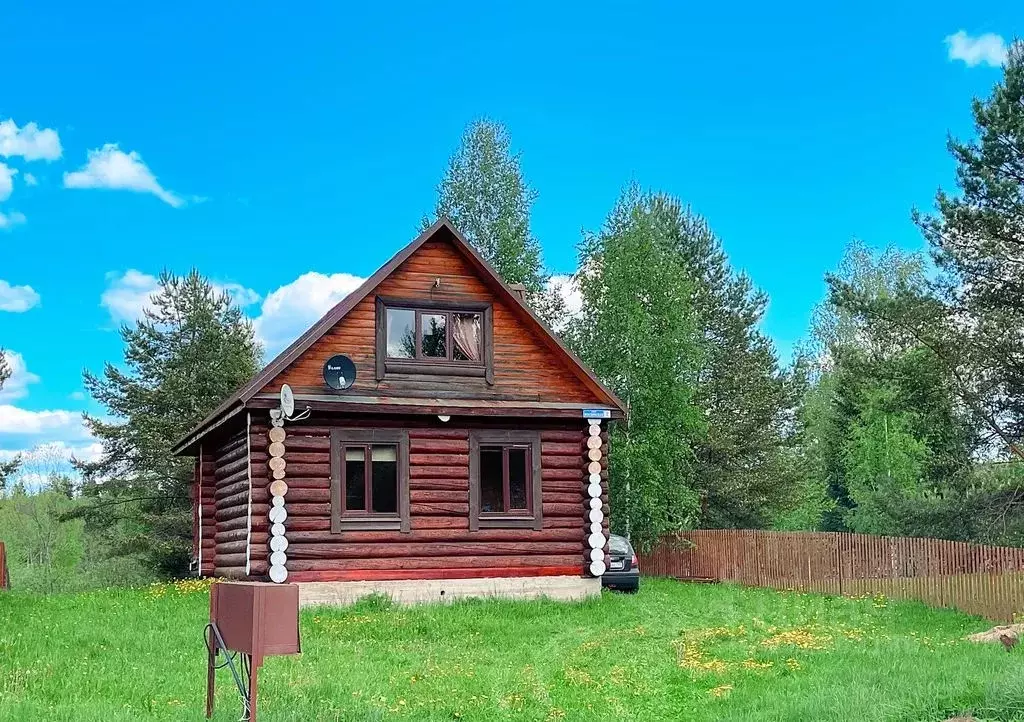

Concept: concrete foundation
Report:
left=298, top=575, right=601, bottom=608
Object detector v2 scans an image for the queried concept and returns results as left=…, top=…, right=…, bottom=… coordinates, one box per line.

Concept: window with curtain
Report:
left=376, top=298, right=492, bottom=381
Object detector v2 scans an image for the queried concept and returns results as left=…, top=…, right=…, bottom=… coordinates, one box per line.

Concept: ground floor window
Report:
left=331, top=429, right=410, bottom=532
left=469, top=430, right=543, bottom=530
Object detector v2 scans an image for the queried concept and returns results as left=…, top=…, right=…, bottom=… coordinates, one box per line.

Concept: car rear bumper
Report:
left=601, top=569, right=640, bottom=591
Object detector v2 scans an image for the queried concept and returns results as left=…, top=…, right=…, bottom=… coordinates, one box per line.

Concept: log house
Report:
left=174, top=219, right=625, bottom=604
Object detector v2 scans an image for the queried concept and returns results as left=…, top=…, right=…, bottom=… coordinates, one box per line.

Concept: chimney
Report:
left=508, top=283, right=527, bottom=302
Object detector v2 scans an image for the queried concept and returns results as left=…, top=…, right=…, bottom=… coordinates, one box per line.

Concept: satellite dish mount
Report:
left=272, top=383, right=310, bottom=427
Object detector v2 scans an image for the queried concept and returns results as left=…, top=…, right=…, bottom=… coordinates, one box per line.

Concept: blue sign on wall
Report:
left=582, top=409, right=612, bottom=419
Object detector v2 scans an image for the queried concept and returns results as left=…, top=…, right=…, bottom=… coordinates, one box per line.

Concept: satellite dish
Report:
left=280, top=384, right=295, bottom=417
left=323, top=354, right=356, bottom=390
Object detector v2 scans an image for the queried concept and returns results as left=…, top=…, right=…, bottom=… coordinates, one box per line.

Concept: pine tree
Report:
left=77, top=270, right=262, bottom=575
left=668, top=210, right=800, bottom=527
left=568, top=186, right=704, bottom=549
left=428, top=120, right=563, bottom=322
left=913, top=41, right=1024, bottom=454
left=0, top=350, right=9, bottom=389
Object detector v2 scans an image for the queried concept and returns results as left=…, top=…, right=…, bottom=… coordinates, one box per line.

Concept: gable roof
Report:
left=172, top=219, right=625, bottom=455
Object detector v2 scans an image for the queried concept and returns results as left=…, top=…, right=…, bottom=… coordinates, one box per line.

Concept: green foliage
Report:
left=813, top=242, right=979, bottom=537
left=670, top=206, right=801, bottom=528
left=911, top=42, right=1024, bottom=457
left=0, top=489, right=84, bottom=594
left=0, top=579, right=1017, bottom=721
left=568, top=186, right=704, bottom=549
left=428, top=119, right=564, bottom=323
left=841, top=385, right=929, bottom=535
left=77, top=270, right=262, bottom=576
left=773, top=364, right=836, bottom=531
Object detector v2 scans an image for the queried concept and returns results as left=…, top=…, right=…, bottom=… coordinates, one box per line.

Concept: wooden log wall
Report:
left=211, top=425, right=260, bottom=579
left=193, top=452, right=216, bottom=576
left=250, top=416, right=600, bottom=584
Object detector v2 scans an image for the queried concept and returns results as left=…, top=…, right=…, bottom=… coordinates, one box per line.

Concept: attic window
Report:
left=375, top=297, right=493, bottom=382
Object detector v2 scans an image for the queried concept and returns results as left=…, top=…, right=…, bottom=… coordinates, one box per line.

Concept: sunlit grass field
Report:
left=1, top=577, right=1022, bottom=721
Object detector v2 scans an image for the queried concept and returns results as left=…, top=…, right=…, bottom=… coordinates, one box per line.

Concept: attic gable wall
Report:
left=259, top=238, right=603, bottom=405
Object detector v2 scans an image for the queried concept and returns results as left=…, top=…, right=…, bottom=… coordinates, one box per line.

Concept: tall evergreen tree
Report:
left=428, top=119, right=563, bottom=322
left=77, top=270, right=262, bottom=575
left=568, top=186, right=704, bottom=549
left=912, top=41, right=1024, bottom=456
left=0, top=349, right=9, bottom=389
left=668, top=210, right=800, bottom=527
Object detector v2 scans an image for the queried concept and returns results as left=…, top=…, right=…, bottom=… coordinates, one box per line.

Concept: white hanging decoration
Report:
left=271, top=522, right=286, bottom=537
left=269, top=505, right=288, bottom=524
left=272, top=496, right=285, bottom=508
left=587, top=532, right=606, bottom=549
left=588, top=424, right=602, bottom=437
left=589, top=548, right=604, bottom=562
left=589, top=521, right=603, bottom=534
left=588, top=418, right=602, bottom=427
left=588, top=497, right=602, bottom=510
left=270, top=535, right=289, bottom=553
left=587, top=483, right=602, bottom=499
left=589, top=559, right=607, bottom=577
left=588, top=473, right=601, bottom=485
left=588, top=507, right=604, bottom=524
left=269, top=565, right=288, bottom=583
left=270, top=551, right=287, bottom=567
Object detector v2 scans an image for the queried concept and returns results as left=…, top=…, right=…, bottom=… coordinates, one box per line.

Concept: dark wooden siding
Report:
left=246, top=414, right=608, bottom=583
left=193, top=453, right=216, bottom=576
left=210, top=427, right=256, bottom=579
left=260, top=239, right=602, bottom=405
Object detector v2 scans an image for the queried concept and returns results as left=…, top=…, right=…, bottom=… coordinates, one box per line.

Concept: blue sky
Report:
left=0, top=2, right=1019, bottom=465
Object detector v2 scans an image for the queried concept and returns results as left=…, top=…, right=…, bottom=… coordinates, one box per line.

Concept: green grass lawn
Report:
left=1, top=577, right=1022, bottom=721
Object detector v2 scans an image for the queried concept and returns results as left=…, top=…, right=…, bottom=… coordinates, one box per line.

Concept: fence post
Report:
left=0, top=541, right=8, bottom=590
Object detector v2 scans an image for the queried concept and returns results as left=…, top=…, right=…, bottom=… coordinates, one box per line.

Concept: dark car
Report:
left=602, top=534, right=640, bottom=592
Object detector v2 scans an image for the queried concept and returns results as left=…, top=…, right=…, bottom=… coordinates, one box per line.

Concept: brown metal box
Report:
left=209, top=582, right=301, bottom=658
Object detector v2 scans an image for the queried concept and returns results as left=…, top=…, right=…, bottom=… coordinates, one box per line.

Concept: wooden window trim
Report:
left=375, top=296, right=494, bottom=384
left=468, top=430, right=543, bottom=531
left=330, top=428, right=410, bottom=533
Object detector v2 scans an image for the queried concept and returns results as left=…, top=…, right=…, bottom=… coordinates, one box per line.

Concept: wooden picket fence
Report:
left=0, top=542, right=8, bottom=590
left=640, top=529, right=1024, bottom=622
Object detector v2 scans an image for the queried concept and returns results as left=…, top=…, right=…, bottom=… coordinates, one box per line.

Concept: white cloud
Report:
left=101, top=269, right=160, bottom=323
left=946, top=31, right=1009, bottom=67
left=101, top=269, right=261, bottom=324
left=0, top=351, right=40, bottom=402
left=0, top=279, right=39, bottom=311
left=64, top=143, right=183, bottom=207
left=253, top=272, right=366, bottom=358
left=547, top=274, right=583, bottom=321
left=220, top=282, right=262, bottom=308
left=0, top=119, right=62, bottom=161
left=0, top=211, right=27, bottom=230
left=0, top=405, right=85, bottom=436
left=69, top=391, right=86, bottom=401
left=23, top=172, right=38, bottom=187
left=0, top=405, right=95, bottom=480
left=0, top=162, right=17, bottom=201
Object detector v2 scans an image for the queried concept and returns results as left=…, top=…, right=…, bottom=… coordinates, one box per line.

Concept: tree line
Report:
left=3, top=46, right=1024, bottom=590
